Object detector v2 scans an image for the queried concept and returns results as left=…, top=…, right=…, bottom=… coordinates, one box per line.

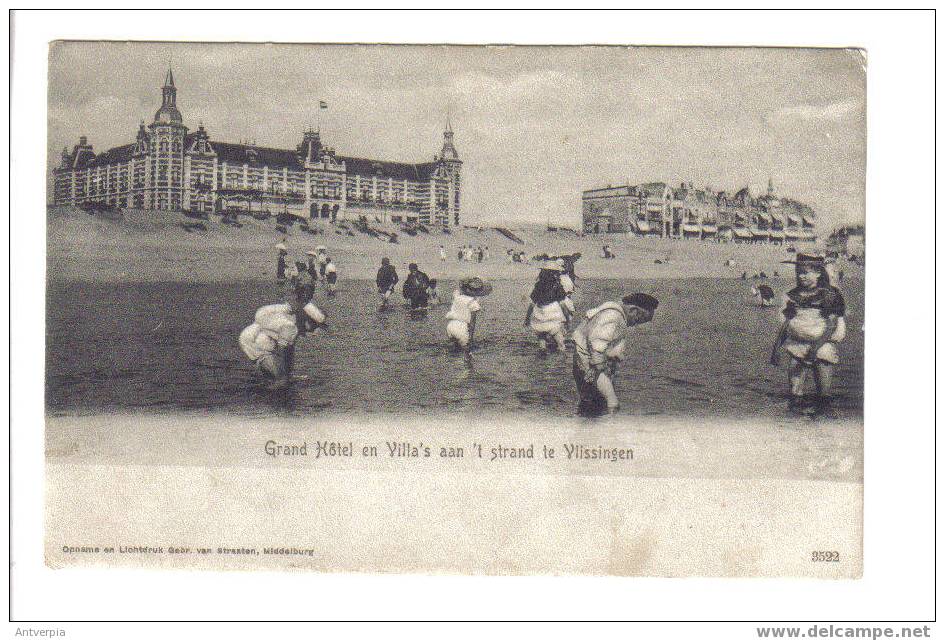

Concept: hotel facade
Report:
left=581, top=179, right=818, bottom=244
left=53, top=69, right=463, bottom=227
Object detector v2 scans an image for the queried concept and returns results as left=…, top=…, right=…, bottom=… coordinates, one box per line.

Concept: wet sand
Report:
left=47, top=207, right=863, bottom=283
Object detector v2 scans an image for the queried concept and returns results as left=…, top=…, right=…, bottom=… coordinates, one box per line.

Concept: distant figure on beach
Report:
left=402, top=263, right=432, bottom=310
left=572, top=293, right=658, bottom=416
left=741, top=271, right=748, bottom=280
left=325, top=257, right=338, bottom=296
left=446, top=277, right=492, bottom=352
left=523, top=261, right=574, bottom=353
left=507, top=249, right=514, bottom=263
left=602, top=245, right=616, bottom=259
left=751, top=284, right=776, bottom=306
left=770, top=253, right=847, bottom=416
left=439, top=245, right=447, bottom=261
left=428, top=279, right=440, bottom=307
left=457, top=246, right=464, bottom=261
left=276, top=242, right=288, bottom=282
left=376, top=257, right=399, bottom=310
left=306, top=251, right=319, bottom=283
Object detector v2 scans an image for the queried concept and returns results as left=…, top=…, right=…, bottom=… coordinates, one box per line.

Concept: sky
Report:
left=48, top=42, right=865, bottom=230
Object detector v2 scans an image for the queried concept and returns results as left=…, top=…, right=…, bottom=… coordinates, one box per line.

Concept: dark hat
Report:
left=408, top=262, right=419, bottom=271
left=460, top=277, right=493, bottom=297
left=782, top=252, right=833, bottom=265
left=622, top=292, right=659, bottom=312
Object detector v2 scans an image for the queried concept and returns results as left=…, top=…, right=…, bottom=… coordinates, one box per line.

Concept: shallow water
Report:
left=46, top=277, right=863, bottom=420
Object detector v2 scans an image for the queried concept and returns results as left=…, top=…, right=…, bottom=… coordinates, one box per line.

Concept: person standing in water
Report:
left=523, top=261, right=573, bottom=353
left=439, top=245, right=447, bottom=262
left=402, top=262, right=431, bottom=310
left=324, top=256, right=338, bottom=297
left=275, top=242, right=288, bottom=282
left=375, top=257, right=399, bottom=310
left=316, top=246, right=329, bottom=281
left=305, top=250, right=319, bottom=284
left=446, top=277, right=492, bottom=352
left=751, top=283, right=776, bottom=306
left=239, top=288, right=326, bottom=389
left=572, top=293, right=659, bottom=416
left=427, top=279, right=440, bottom=307
left=770, top=253, right=847, bottom=415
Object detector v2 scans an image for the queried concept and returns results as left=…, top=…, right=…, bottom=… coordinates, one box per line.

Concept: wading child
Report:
left=572, top=293, right=658, bottom=416
left=770, top=254, right=847, bottom=414
left=523, top=261, right=573, bottom=353
left=375, top=257, right=399, bottom=310
left=446, top=277, right=491, bottom=352
left=427, top=279, right=440, bottom=307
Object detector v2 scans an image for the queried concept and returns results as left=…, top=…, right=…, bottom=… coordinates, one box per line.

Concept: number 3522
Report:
left=811, top=551, right=840, bottom=562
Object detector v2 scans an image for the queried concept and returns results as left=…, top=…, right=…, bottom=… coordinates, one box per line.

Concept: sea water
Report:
left=46, top=278, right=863, bottom=420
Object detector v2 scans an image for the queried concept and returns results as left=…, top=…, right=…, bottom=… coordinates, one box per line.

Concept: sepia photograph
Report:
left=8, top=5, right=940, bottom=629
left=41, top=41, right=868, bottom=578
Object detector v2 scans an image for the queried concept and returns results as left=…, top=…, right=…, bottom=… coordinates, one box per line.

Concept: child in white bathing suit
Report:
left=770, top=254, right=847, bottom=414
left=428, top=279, right=440, bottom=307
left=445, top=277, right=491, bottom=351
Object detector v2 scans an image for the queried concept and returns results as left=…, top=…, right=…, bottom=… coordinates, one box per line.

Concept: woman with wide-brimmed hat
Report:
left=770, top=253, right=847, bottom=415
left=445, top=277, right=492, bottom=352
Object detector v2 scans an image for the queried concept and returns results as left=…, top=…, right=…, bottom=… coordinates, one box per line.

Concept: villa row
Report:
left=581, top=179, right=818, bottom=243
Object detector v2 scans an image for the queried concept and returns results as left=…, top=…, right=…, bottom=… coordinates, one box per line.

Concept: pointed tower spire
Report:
left=440, top=115, right=458, bottom=161
left=153, top=66, right=182, bottom=124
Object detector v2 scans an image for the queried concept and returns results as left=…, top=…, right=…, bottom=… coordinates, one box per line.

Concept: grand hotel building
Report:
left=53, top=69, right=463, bottom=227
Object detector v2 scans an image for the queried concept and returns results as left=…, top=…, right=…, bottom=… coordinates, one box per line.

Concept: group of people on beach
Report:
left=276, top=241, right=338, bottom=296
left=243, top=240, right=849, bottom=417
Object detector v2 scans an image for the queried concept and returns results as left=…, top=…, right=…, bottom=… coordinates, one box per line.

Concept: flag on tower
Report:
left=319, top=101, right=328, bottom=110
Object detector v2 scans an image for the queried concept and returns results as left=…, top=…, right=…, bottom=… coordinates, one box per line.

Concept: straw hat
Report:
left=460, top=277, right=493, bottom=297
left=305, top=250, right=319, bottom=256
left=541, top=260, right=564, bottom=272
left=275, top=243, right=288, bottom=251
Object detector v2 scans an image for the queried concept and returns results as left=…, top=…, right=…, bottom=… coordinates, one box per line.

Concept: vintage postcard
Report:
left=45, top=42, right=864, bottom=577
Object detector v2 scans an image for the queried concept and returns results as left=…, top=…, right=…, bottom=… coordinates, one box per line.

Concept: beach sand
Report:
left=46, top=207, right=862, bottom=283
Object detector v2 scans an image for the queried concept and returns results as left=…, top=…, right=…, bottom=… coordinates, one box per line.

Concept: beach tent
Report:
left=701, top=224, right=718, bottom=235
